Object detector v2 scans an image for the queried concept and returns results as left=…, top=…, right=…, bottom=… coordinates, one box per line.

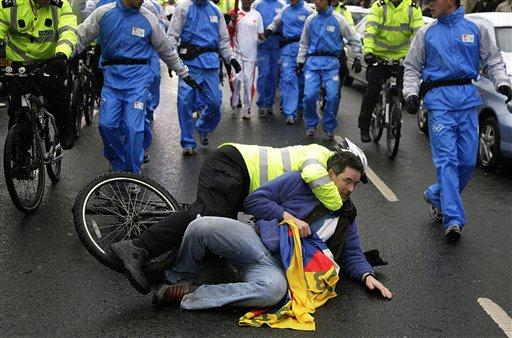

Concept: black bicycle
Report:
left=69, top=46, right=98, bottom=139
left=1, top=61, right=63, bottom=213
left=369, top=59, right=404, bottom=160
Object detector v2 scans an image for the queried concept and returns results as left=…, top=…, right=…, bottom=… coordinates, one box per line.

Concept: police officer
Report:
left=75, top=0, right=196, bottom=174
left=0, top=0, right=78, bottom=150
left=403, top=0, right=512, bottom=241
left=253, top=0, right=285, bottom=116
left=265, top=0, right=313, bottom=124
left=167, top=0, right=241, bottom=155
left=358, top=0, right=423, bottom=143
left=297, top=0, right=361, bottom=140
left=109, top=139, right=369, bottom=295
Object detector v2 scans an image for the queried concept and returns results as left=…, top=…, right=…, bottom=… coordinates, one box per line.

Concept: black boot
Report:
left=110, top=240, right=151, bottom=294
left=60, top=127, right=75, bottom=150
left=360, top=129, right=371, bottom=143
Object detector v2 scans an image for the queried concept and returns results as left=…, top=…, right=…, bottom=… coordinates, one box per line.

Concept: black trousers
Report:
left=138, top=145, right=251, bottom=257
left=358, top=63, right=404, bottom=131
left=7, top=76, right=71, bottom=132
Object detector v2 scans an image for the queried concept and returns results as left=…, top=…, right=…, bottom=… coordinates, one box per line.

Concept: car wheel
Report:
left=478, top=116, right=501, bottom=171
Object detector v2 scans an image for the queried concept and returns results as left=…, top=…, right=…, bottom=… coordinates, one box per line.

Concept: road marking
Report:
left=334, top=135, right=398, bottom=202
left=478, top=298, right=512, bottom=337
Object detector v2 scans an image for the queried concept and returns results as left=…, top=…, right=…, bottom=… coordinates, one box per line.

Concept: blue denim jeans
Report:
left=165, top=216, right=287, bottom=310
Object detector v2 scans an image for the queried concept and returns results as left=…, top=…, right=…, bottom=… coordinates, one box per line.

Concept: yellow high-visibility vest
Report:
left=223, top=143, right=343, bottom=211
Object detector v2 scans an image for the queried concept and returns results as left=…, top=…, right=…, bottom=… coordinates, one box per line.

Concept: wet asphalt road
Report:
left=1, top=66, right=511, bottom=336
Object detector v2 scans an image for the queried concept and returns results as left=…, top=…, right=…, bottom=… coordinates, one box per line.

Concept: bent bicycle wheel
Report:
left=386, top=95, right=402, bottom=159
left=73, top=172, right=181, bottom=274
left=4, top=122, right=45, bottom=213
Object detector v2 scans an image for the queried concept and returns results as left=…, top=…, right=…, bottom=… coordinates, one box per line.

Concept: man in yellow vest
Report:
left=0, top=0, right=78, bottom=149
left=357, top=0, right=423, bottom=143
left=110, top=138, right=369, bottom=295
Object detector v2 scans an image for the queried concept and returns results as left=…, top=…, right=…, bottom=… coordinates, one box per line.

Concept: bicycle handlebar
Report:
left=370, top=58, right=404, bottom=67
left=0, top=61, right=49, bottom=78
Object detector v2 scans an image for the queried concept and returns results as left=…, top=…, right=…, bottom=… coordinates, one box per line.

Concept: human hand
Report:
left=168, top=68, right=174, bottom=78
left=498, top=85, right=512, bottom=103
left=263, top=28, right=273, bottom=39
left=230, top=58, right=241, bottom=73
left=183, top=75, right=204, bottom=91
left=47, top=52, right=68, bottom=79
left=363, top=53, right=376, bottom=66
left=283, top=211, right=311, bottom=238
left=353, top=56, right=362, bottom=73
left=365, top=275, right=393, bottom=299
left=405, top=95, right=420, bottom=115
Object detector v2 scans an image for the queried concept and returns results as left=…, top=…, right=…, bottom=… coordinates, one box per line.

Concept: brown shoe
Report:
left=152, top=282, right=197, bottom=307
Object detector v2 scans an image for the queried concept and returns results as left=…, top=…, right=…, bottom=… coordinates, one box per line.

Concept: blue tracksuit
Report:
left=403, top=7, right=511, bottom=229
left=244, top=172, right=373, bottom=281
left=167, top=0, right=232, bottom=150
left=75, top=0, right=188, bottom=173
left=253, top=0, right=284, bottom=110
left=297, top=7, right=361, bottom=133
left=267, top=1, right=313, bottom=118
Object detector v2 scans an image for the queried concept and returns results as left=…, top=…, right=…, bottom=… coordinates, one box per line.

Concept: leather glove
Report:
left=168, top=68, right=174, bottom=78
left=47, top=52, right=68, bottom=79
left=263, top=28, right=273, bottom=39
left=364, top=53, right=376, bottom=66
left=353, top=56, right=362, bottom=73
left=498, top=85, right=512, bottom=103
left=183, top=75, right=204, bottom=92
left=230, top=58, right=241, bottom=73
left=405, top=95, right=420, bottom=115
left=296, top=62, right=304, bottom=74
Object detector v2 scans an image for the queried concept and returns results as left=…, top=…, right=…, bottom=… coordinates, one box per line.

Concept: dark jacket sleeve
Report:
left=340, top=221, right=373, bottom=281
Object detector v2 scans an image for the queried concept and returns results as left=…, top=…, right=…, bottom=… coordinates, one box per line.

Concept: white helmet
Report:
left=333, top=137, right=369, bottom=183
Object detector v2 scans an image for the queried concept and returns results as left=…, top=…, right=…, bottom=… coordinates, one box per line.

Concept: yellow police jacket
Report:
left=335, top=4, right=355, bottom=28
left=224, top=143, right=343, bottom=211
left=363, top=0, right=423, bottom=60
left=0, top=0, right=77, bottom=62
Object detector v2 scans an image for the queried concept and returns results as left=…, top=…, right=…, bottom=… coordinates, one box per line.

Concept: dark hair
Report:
left=326, top=152, right=364, bottom=176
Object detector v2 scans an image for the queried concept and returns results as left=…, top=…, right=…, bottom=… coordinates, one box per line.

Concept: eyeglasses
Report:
left=341, top=177, right=360, bottom=187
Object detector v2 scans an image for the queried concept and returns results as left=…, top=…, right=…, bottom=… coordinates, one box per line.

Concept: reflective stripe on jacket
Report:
left=363, top=0, right=423, bottom=60
left=0, top=0, right=77, bottom=62
left=223, top=143, right=343, bottom=211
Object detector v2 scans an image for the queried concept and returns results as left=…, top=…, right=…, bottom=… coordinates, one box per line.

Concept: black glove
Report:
left=405, top=95, right=420, bottom=115
left=296, top=62, right=304, bottom=74
left=353, top=56, right=362, bottom=73
left=168, top=68, right=174, bottom=78
left=364, top=53, right=376, bottom=66
left=263, top=28, right=273, bottom=39
left=47, top=52, right=68, bottom=79
left=363, top=249, right=388, bottom=267
left=230, top=58, right=241, bottom=73
left=183, top=75, right=204, bottom=92
left=498, top=85, right=512, bottom=103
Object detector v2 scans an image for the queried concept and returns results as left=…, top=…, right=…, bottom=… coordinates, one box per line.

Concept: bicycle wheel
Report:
left=73, top=172, right=181, bottom=273
left=44, top=115, right=62, bottom=184
left=4, top=122, right=45, bottom=213
left=370, top=102, right=384, bottom=142
left=386, top=94, right=402, bottom=159
left=70, top=77, right=83, bottom=140
left=82, top=74, right=94, bottom=126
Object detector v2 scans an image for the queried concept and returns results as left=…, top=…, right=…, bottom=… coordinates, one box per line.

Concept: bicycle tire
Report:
left=4, top=123, right=45, bottom=213
left=70, top=77, right=83, bottom=140
left=386, top=94, right=402, bottom=159
left=44, top=115, right=62, bottom=184
left=370, top=102, right=383, bottom=143
left=82, top=74, right=94, bottom=126
left=73, top=172, right=181, bottom=274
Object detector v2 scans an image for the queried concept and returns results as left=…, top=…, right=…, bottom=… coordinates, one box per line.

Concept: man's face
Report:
left=315, top=0, right=328, bottom=12
left=430, top=0, right=454, bottom=18
left=329, top=167, right=362, bottom=202
left=241, top=0, right=252, bottom=8
left=331, top=0, right=339, bottom=7
left=290, top=0, right=299, bottom=5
